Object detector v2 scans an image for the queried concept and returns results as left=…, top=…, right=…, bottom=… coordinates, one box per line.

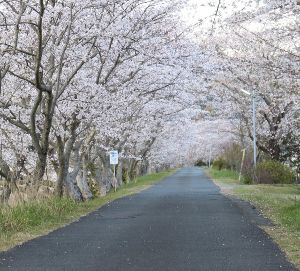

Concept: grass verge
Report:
left=207, top=168, right=300, bottom=269
left=0, top=170, right=174, bottom=252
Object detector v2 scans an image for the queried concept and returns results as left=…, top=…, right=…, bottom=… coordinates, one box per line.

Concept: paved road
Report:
left=0, top=168, right=297, bottom=271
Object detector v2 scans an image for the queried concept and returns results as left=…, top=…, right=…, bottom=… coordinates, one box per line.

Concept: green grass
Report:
left=281, top=202, right=300, bottom=232
left=207, top=168, right=300, bottom=268
left=209, top=168, right=240, bottom=183
left=0, top=170, right=174, bottom=251
left=234, top=184, right=300, bottom=233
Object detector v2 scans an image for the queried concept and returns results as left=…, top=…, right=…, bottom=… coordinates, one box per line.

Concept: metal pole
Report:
left=252, top=89, right=257, bottom=167
left=113, top=165, right=116, bottom=192
left=208, top=146, right=212, bottom=168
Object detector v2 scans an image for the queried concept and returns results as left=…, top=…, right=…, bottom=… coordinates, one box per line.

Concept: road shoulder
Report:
left=206, top=169, right=300, bottom=270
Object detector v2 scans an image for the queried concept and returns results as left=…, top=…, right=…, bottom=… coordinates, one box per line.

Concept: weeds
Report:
left=0, top=170, right=174, bottom=251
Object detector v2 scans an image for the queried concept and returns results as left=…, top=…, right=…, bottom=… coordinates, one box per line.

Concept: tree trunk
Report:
left=54, top=114, right=80, bottom=198
left=0, top=180, right=11, bottom=204
left=269, top=139, right=281, bottom=161
left=31, top=91, right=54, bottom=187
left=65, top=172, right=83, bottom=201
left=64, top=142, right=83, bottom=201
left=95, top=166, right=107, bottom=196
left=77, top=155, right=93, bottom=200
left=0, top=155, right=19, bottom=202
left=55, top=136, right=65, bottom=197
left=96, top=152, right=115, bottom=194
left=140, top=160, right=149, bottom=176
left=129, top=160, right=139, bottom=181
left=116, top=160, right=123, bottom=186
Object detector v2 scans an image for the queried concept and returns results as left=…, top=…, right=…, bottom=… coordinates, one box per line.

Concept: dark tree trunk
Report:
left=31, top=91, right=54, bottom=186
left=129, top=160, right=139, bottom=181
left=116, top=160, right=123, bottom=186
left=0, top=155, right=19, bottom=202
left=54, top=114, right=81, bottom=199
left=55, top=136, right=65, bottom=197
left=76, top=155, right=93, bottom=200
left=0, top=180, right=11, bottom=204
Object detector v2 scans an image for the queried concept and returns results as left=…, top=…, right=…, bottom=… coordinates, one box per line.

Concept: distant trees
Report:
left=203, top=0, right=300, bottom=169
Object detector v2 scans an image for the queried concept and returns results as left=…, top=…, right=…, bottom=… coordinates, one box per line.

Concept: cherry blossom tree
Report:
left=0, top=0, right=206, bottom=202
left=187, top=0, right=300, bottom=167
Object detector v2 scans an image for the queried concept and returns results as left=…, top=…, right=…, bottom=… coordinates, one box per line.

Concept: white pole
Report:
left=208, top=147, right=212, bottom=168
left=113, top=165, right=116, bottom=192
left=252, top=89, right=257, bottom=167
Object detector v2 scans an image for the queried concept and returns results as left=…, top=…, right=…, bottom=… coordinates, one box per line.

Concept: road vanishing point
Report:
left=0, top=168, right=297, bottom=271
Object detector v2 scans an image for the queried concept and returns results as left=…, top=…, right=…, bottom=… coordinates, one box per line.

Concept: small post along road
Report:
left=0, top=168, right=297, bottom=271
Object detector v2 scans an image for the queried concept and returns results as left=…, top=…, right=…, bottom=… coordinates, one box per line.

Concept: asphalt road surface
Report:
left=0, top=168, right=297, bottom=271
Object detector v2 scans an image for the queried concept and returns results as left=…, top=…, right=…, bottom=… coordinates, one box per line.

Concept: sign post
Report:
left=110, top=150, right=118, bottom=191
